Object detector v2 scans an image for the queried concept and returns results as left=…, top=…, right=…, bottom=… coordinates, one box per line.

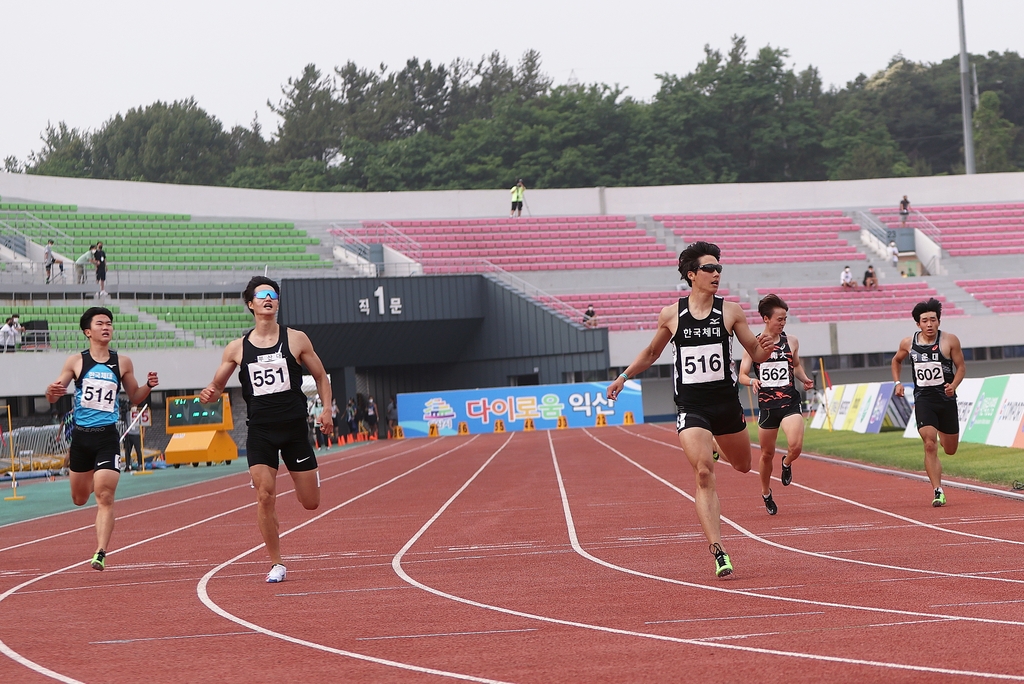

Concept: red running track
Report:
left=2, top=424, right=1024, bottom=683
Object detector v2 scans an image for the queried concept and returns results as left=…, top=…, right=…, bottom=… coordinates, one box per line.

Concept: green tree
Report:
left=90, top=99, right=232, bottom=185
left=26, top=122, right=93, bottom=178
left=269, top=64, right=341, bottom=162
left=974, top=90, right=1018, bottom=172
left=822, top=109, right=910, bottom=180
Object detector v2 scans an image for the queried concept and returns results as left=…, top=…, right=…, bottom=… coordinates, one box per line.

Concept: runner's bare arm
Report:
left=45, top=354, right=81, bottom=403
left=727, top=301, right=773, bottom=363
left=119, top=355, right=158, bottom=405
left=790, top=336, right=815, bottom=390
left=606, top=304, right=676, bottom=400
left=891, top=337, right=912, bottom=397
left=200, top=339, right=242, bottom=402
left=945, top=333, right=967, bottom=397
left=291, top=329, right=333, bottom=434
left=738, top=349, right=760, bottom=391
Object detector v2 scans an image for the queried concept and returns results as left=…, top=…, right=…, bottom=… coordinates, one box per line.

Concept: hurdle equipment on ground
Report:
left=494, top=420, right=506, bottom=433
left=623, top=411, right=635, bottom=425
left=595, top=414, right=607, bottom=427
left=391, top=426, right=405, bottom=439
left=428, top=423, right=440, bottom=437
left=523, top=418, right=536, bottom=431
left=458, top=421, right=470, bottom=435
left=3, top=406, right=25, bottom=501
left=557, top=415, right=568, bottom=429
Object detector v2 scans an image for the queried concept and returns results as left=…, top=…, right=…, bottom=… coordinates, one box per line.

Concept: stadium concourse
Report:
left=3, top=170, right=1024, bottom=430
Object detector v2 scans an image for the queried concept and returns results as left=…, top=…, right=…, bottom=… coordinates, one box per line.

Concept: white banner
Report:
left=902, top=377, right=984, bottom=439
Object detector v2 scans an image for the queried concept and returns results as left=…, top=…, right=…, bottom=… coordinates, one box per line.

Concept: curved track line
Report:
left=584, top=428, right=1024, bottom=589
left=0, top=441, right=415, bottom=554
left=197, top=435, right=514, bottom=684
left=0, top=439, right=450, bottom=682
left=388, top=431, right=1024, bottom=681
left=618, top=425, right=1024, bottom=547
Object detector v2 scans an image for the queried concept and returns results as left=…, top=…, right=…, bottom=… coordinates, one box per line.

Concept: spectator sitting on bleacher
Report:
left=583, top=305, right=598, bottom=328
left=840, top=266, right=855, bottom=289
left=863, top=264, right=878, bottom=289
left=899, top=195, right=911, bottom=226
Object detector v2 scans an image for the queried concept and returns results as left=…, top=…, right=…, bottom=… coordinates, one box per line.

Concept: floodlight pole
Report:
left=958, top=0, right=976, bottom=174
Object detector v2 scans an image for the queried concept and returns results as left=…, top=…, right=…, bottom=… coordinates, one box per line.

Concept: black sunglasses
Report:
left=697, top=264, right=723, bottom=273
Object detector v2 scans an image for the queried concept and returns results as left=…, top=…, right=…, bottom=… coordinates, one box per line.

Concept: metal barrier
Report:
left=1, top=422, right=72, bottom=473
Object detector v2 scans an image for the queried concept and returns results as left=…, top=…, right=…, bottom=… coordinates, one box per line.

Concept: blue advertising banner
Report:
left=398, top=381, right=644, bottom=437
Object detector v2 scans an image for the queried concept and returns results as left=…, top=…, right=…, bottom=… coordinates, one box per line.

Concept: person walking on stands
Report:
left=44, top=307, right=159, bottom=571
left=738, top=294, right=815, bottom=516
left=510, top=179, right=526, bottom=218
left=891, top=298, right=965, bottom=507
left=123, top=405, right=146, bottom=471
left=200, top=276, right=333, bottom=583
left=899, top=195, right=911, bottom=226
left=607, top=241, right=773, bottom=578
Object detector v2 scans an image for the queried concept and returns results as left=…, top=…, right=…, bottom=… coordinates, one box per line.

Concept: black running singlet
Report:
left=910, top=331, right=956, bottom=403
left=238, top=327, right=308, bottom=423
left=752, top=332, right=800, bottom=410
left=672, top=295, right=737, bottom=406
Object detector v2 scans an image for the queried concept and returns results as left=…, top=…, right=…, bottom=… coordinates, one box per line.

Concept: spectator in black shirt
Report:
left=94, top=242, right=108, bottom=297
left=863, top=265, right=878, bottom=289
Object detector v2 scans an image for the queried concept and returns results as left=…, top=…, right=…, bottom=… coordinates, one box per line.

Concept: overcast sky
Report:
left=2, top=0, right=1021, bottom=163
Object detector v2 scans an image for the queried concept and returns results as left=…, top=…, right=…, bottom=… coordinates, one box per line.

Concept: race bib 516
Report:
left=679, top=343, right=725, bottom=384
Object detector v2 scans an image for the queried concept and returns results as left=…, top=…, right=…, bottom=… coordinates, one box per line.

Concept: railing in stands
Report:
left=0, top=261, right=339, bottom=286
left=908, top=210, right=943, bottom=242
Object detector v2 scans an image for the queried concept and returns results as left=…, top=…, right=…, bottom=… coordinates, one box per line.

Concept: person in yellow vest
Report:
left=510, top=179, right=526, bottom=218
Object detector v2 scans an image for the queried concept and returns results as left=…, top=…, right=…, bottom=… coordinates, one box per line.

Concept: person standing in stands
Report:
left=888, top=241, right=900, bottom=269
left=93, top=241, right=108, bottom=297
left=738, top=294, right=815, bottom=516
left=44, top=239, right=63, bottom=284
left=607, top=241, right=774, bottom=578
left=386, top=396, right=398, bottom=436
left=45, top=307, right=159, bottom=571
left=123, top=405, right=145, bottom=471
left=899, top=195, right=911, bottom=226
left=510, top=179, right=526, bottom=218
left=1, top=315, right=22, bottom=352
left=199, top=276, right=333, bottom=583
left=892, top=298, right=965, bottom=508
left=76, top=244, right=96, bottom=285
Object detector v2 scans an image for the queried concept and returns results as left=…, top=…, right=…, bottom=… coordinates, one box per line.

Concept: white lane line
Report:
left=357, top=629, right=538, bottom=641
left=932, top=599, right=1024, bottom=607
left=197, top=434, right=516, bottom=684
left=0, top=438, right=470, bottom=683
left=0, top=443, right=380, bottom=532
left=646, top=611, right=824, bottom=625
left=615, top=426, right=1024, bottom=550
left=0, top=442, right=405, bottom=554
left=90, top=631, right=255, bottom=644
left=387, top=429, right=1024, bottom=681
left=583, top=428, right=1024, bottom=591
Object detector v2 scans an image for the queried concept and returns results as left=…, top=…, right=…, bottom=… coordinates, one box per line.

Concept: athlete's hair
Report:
left=758, top=293, right=789, bottom=320
left=80, top=307, right=114, bottom=331
left=912, top=298, right=942, bottom=323
left=677, top=241, right=721, bottom=285
left=243, top=276, right=281, bottom=316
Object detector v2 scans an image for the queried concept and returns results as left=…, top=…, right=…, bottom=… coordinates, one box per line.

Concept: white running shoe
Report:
left=266, top=564, right=286, bottom=583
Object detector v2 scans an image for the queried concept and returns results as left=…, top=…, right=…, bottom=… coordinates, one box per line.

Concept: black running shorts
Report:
left=69, top=425, right=123, bottom=473
left=511, top=201, right=523, bottom=210
left=758, top=403, right=803, bottom=430
left=915, top=397, right=959, bottom=435
left=246, top=419, right=318, bottom=472
left=676, top=397, right=746, bottom=436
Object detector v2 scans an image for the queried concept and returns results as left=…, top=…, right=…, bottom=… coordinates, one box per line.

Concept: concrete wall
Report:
left=2, top=170, right=1023, bottom=222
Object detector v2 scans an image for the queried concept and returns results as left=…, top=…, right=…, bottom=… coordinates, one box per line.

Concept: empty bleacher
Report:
left=757, top=281, right=964, bottom=323
left=0, top=305, right=185, bottom=349
left=872, top=203, right=1024, bottom=256
left=655, top=211, right=864, bottom=264
left=349, top=216, right=678, bottom=272
left=138, top=304, right=252, bottom=346
left=956, top=278, right=1024, bottom=314
left=0, top=202, right=328, bottom=270
left=547, top=290, right=759, bottom=331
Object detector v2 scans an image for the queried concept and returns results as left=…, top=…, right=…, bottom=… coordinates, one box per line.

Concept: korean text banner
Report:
left=397, top=381, right=644, bottom=437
